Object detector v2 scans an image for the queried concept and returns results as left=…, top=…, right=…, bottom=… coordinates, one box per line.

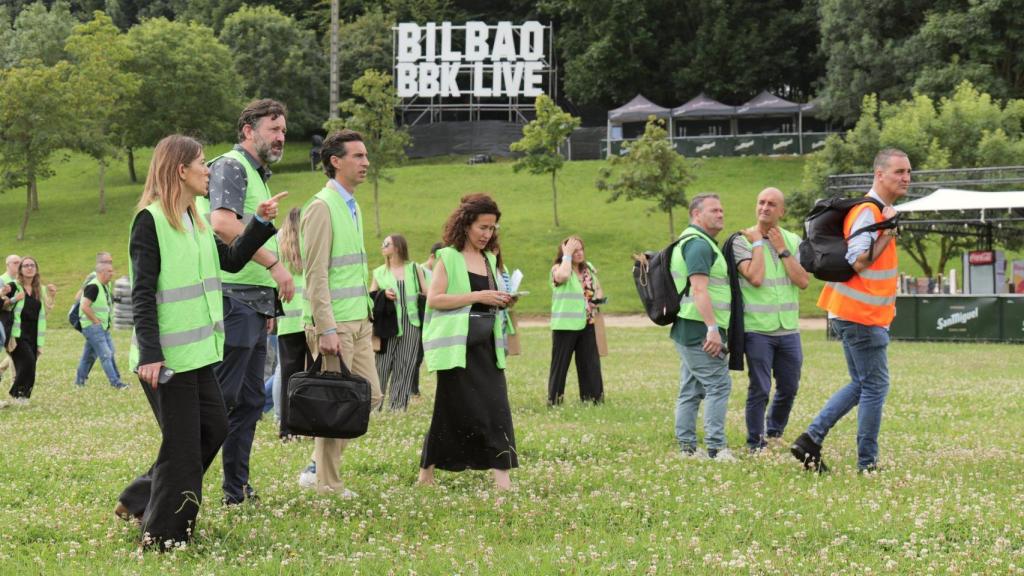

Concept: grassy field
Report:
left=0, top=147, right=834, bottom=317
left=0, top=326, right=1022, bottom=574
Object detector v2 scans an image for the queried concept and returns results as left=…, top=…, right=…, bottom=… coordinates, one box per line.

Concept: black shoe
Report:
left=790, top=432, right=829, bottom=473
left=858, top=464, right=879, bottom=475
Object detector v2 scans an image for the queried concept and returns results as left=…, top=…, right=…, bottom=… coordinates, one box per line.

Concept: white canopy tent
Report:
left=897, top=188, right=1024, bottom=216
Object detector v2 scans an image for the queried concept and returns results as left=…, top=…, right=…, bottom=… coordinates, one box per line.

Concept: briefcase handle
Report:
left=308, top=352, right=357, bottom=380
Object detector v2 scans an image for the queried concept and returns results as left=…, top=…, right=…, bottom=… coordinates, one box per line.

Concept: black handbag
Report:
left=412, top=264, right=427, bottom=325
left=287, top=354, right=371, bottom=439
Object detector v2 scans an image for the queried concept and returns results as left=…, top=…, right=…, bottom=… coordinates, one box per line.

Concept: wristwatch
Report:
left=778, top=249, right=792, bottom=259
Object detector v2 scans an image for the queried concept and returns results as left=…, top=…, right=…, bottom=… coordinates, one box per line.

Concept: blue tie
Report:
left=346, top=198, right=358, bottom=230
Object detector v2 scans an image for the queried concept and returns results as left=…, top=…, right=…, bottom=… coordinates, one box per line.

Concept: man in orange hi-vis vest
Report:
left=791, top=149, right=910, bottom=474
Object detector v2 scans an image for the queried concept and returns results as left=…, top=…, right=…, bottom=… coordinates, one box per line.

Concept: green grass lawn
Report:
left=0, top=148, right=827, bottom=317
left=0, top=326, right=1021, bottom=573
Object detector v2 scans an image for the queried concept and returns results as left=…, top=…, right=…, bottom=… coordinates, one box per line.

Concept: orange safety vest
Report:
left=817, top=201, right=898, bottom=327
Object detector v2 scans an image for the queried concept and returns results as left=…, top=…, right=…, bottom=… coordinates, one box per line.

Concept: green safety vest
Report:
left=128, top=204, right=225, bottom=373
left=738, top=228, right=801, bottom=332
left=82, top=276, right=112, bottom=330
left=670, top=227, right=731, bottom=326
left=372, top=261, right=423, bottom=336
left=422, top=247, right=506, bottom=372
left=194, top=149, right=278, bottom=288
left=301, top=187, right=371, bottom=325
left=550, top=262, right=597, bottom=331
left=11, top=288, right=45, bottom=347
left=277, top=271, right=305, bottom=336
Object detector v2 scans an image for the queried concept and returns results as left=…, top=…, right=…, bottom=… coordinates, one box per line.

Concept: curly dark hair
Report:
left=442, top=193, right=501, bottom=252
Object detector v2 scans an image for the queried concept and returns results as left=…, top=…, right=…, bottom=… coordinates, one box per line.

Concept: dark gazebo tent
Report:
left=606, top=94, right=671, bottom=156
left=736, top=91, right=803, bottom=132
left=671, top=93, right=736, bottom=137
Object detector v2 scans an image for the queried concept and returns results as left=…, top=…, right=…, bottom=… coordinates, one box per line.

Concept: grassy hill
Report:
left=3, top=146, right=830, bottom=318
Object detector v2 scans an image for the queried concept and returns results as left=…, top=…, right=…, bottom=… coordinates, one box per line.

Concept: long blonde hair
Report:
left=136, top=134, right=206, bottom=233
left=278, top=207, right=303, bottom=275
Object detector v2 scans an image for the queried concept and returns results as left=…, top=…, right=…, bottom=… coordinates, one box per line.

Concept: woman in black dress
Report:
left=7, top=256, right=49, bottom=404
left=418, top=194, right=517, bottom=490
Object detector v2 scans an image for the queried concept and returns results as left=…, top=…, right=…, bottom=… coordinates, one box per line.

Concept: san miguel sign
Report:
left=394, top=22, right=549, bottom=99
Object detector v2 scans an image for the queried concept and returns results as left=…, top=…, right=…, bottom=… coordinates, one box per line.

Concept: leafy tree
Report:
left=121, top=17, right=242, bottom=181
left=219, top=4, right=328, bottom=136
left=596, top=117, right=696, bottom=240
left=333, top=7, right=393, bottom=105
left=510, top=94, right=580, bottom=227
left=0, top=62, right=76, bottom=240
left=5, top=0, right=75, bottom=67
left=65, top=11, right=139, bottom=213
left=324, top=69, right=410, bottom=238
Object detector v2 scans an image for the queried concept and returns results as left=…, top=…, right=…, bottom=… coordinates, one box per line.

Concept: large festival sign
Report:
left=393, top=21, right=552, bottom=101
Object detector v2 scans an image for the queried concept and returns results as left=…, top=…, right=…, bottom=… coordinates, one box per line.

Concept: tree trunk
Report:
left=551, top=170, right=560, bottom=227
left=373, top=177, right=382, bottom=238
left=98, top=160, right=107, bottom=214
left=30, top=178, right=39, bottom=211
left=127, top=146, right=137, bottom=183
left=667, top=208, right=675, bottom=241
left=329, top=0, right=339, bottom=119
left=18, top=177, right=33, bottom=241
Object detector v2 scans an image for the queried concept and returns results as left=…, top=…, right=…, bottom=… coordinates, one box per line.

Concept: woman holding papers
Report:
left=547, top=235, right=605, bottom=405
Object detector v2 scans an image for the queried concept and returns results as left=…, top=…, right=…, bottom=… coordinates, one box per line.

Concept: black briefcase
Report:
left=287, top=355, right=371, bottom=439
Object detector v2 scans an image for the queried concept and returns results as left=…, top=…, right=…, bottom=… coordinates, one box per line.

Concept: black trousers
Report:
left=118, top=365, right=228, bottom=549
left=216, top=297, right=267, bottom=503
left=276, top=331, right=309, bottom=438
left=547, top=323, right=604, bottom=405
left=9, top=338, right=37, bottom=399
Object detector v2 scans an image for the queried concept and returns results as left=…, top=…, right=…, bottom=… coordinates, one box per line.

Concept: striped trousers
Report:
left=375, top=312, right=421, bottom=412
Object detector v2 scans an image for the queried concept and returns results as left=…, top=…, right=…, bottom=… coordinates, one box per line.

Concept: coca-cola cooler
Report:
left=962, top=250, right=1006, bottom=294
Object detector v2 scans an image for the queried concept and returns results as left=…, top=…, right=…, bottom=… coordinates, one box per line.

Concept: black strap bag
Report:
left=799, top=196, right=899, bottom=282
left=287, top=354, right=371, bottom=439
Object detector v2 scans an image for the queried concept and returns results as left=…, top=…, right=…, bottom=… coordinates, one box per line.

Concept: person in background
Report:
left=370, top=233, right=427, bottom=411
left=418, top=193, right=517, bottom=490
left=547, top=235, right=604, bottom=405
left=274, top=207, right=309, bottom=439
left=6, top=256, right=51, bottom=405
left=115, top=134, right=282, bottom=550
left=74, top=261, right=128, bottom=389
left=0, top=254, right=21, bottom=388
left=74, top=252, right=114, bottom=302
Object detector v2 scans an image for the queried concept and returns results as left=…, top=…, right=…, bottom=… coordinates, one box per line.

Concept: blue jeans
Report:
left=744, top=332, right=802, bottom=448
left=807, top=319, right=891, bottom=469
left=76, top=323, right=123, bottom=387
left=674, top=341, right=732, bottom=450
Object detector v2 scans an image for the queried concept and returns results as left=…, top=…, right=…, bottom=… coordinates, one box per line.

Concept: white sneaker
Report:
left=297, top=461, right=316, bottom=489
left=711, top=448, right=738, bottom=462
left=12, top=397, right=29, bottom=407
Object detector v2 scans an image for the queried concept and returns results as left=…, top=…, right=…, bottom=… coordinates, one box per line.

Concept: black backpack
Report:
left=798, top=196, right=898, bottom=282
left=633, top=234, right=711, bottom=326
left=68, top=300, right=83, bottom=332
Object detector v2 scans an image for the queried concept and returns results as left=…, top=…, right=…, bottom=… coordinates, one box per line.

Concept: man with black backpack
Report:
left=791, top=149, right=909, bottom=474
left=670, top=193, right=737, bottom=462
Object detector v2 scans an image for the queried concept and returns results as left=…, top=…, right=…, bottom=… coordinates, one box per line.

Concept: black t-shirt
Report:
left=82, top=284, right=100, bottom=303
left=16, top=292, right=41, bottom=345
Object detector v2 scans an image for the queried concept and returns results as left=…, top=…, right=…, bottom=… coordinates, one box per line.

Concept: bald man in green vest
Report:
left=729, top=187, right=809, bottom=454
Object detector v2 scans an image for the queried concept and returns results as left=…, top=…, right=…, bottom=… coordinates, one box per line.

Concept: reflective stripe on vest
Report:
left=669, top=227, right=732, bottom=326
left=128, top=203, right=225, bottom=373
left=373, top=261, right=423, bottom=336
left=422, top=247, right=506, bottom=372
left=738, top=227, right=802, bottom=332
left=817, top=200, right=898, bottom=327
left=550, top=262, right=597, bottom=331
left=277, top=274, right=305, bottom=336
left=300, top=188, right=371, bottom=324
left=201, top=149, right=278, bottom=288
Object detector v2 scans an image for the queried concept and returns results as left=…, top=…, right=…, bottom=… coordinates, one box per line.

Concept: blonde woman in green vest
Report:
left=548, top=235, right=605, bottom=405
left=418, top=194, right=517, bottom=490
left=275, top=208, right=309, bottom=438
left=115, top=135, right=282, bottom=551
left=370, top=233, right=427, bottom=411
